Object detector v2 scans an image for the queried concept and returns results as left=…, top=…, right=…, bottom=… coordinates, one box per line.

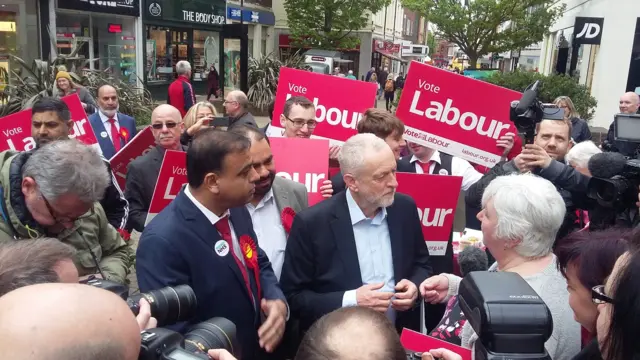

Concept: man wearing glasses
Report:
left=0, top=140, right=133, bottom=284
left=224, top=90, right=258, bottom=130
left=125, top=104, right=187, bottom=232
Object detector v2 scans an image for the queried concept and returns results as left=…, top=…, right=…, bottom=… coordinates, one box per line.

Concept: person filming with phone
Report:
left=180, top=101, right=219, bottom=146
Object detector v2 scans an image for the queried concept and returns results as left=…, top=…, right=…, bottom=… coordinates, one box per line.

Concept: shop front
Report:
left=227, top=6, right=275, bottom=58
left=372, top=39, right=405, bottom=75
left=55, top=0, right=141, bottom=85
left=143, top=0, right=248, bottom=100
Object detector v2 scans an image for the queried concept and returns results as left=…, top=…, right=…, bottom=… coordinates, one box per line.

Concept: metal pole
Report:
left=392, top=0, right=398, bottom=43
left=383, top=6, right=387, bottom=41
left=240, top=0, right=244, bottom=26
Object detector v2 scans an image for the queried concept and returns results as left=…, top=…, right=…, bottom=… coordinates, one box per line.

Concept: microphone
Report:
left=588, top=152, right=627, bottom=178
left=514, top=80, right=540, bottom=115
left=458, top=246, right=489, bottom=276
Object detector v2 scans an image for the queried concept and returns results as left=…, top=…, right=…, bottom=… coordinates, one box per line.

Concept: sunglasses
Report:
left=592, top=285, right=614, bottom=304
left=151, top=122, right=179, bottom=130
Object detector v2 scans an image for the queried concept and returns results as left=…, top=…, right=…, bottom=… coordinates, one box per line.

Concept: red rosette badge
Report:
left=240, top=235, right=261, bottom=301
left=119, top=127, right=130, bottom=143
left=281, top=207, right=296, bottom=234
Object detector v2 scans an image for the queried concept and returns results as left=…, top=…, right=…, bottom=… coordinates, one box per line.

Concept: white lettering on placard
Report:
left=408, top=91, right=510, bottom=140
left=172, top=166, right=187, bottom=176
left=6, top=137, right=36, bottom=152
left=114, top=144, right=155, bottom=180
left=288, top=83, right=308, bottom=94
left=417, top=80, right=440, bottom=93
left=417, top=207, right=453, bottom=227
left=277, top=172, right=325, bottom=193
left=284, top=94, right=363, bottom=130
left=68, top=118, right=88, bottom=138
left=2, top=127, right=23, bottom=137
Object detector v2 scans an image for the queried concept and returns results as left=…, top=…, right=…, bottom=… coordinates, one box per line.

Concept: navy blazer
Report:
left=89, top=112, right=138, bottom=160
left=136, top=189, right=286, bottom=360
left=280, top=191, right=432, bottom=335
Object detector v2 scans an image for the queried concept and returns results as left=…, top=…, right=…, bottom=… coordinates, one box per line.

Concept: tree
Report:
left=284, top=0, right=392, bottom=50
left=401, top=0, right=565, bottom=68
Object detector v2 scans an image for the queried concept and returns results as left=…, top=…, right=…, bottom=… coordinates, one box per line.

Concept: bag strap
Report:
left=0, top=184, right=17, bottom=239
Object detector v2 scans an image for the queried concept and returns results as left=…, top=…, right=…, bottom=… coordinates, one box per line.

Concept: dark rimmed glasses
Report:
left=42, top=193, right=94, bottom=225
left=592, top=285, right=614, bottom=304
left=286, top=117, right=317, bottom=129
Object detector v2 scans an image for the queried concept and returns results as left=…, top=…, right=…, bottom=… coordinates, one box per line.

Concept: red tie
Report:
left=108, top=118, right=122, bottom=152
left=418, top=160, right=433, bottom=174
left=215, top=216, right=254, bottom=302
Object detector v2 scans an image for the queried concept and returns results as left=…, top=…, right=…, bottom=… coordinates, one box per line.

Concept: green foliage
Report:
left=284, top=0, right=391, bottom=49
left=485, top=70, right=598, bottom=121
left=402, top=0, right=565, bottom=67
left=247, top=51, right=310, bottom=112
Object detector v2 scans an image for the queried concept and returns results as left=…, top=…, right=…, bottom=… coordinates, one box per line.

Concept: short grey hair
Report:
left=176, top=61, right=191, bottom=76
left=565, top=141, right=601, bottom=168
left=229, top=90, right=249, bottom=109
left=22, top=140, right=110, bottom=204
left=482, top=173, right=565, bottom=258
left=338, top=133, right=391, bottom=177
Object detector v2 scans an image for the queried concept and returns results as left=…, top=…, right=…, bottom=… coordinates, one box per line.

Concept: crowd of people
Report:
left=0, top=60, right=640, bottom=360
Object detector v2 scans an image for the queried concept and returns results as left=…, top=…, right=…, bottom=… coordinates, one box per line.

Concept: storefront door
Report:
left=220, top=24, right=248, bottom=96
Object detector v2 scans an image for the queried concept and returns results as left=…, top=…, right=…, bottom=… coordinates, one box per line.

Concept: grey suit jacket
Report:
left=272, top=176, right=308, bottom=214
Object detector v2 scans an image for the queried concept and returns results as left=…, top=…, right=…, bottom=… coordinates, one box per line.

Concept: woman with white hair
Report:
left=420, top=173, right=581, bottom=360
left=565, top=140, right=601, bottom=177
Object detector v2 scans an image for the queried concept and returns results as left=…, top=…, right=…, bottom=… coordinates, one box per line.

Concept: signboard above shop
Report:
left=144, top=0, right=226, bottom=26
left=58, top=0, right=140, bottom=16
left=227, top=7, right=275, bottom=26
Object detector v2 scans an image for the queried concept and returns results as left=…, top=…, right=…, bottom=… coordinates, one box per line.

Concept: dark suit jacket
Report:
left=124, top=145, right=187, bottom=232
left=330, top=159, right=415, bottom=194
left=280, top=191, right=432, bottom=335
left=228, top=112, right=258, bottom=130
left=137, top=190, right=286, bottom=360
left=89, top=112, right=138, bottom=160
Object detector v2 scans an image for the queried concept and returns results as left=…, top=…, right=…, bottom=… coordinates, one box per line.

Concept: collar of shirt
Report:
left=98, top=110, right=118, bottom=124
left=409, top=150, right=440, bottom=165
left=246, top=188, right=275, bottom=212
left=184, top=185, right=230, bottom=225
left=345, top=189, right=387, bottom=226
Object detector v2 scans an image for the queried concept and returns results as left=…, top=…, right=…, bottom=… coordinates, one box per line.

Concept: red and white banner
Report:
left=266, top=67, right=377, bottom=145
left=269, top=137, right=330, bottom=206
left=400, top=328, right=471, bottom=360
left=0, top=93, right=99, bottom=152
left=109, top=126, right=156, bottom=190
left=145, top=150, right=186, bottom=225
left=396, top=172, right=462, bottom=256
left=395, top=62, right=520, bottom=167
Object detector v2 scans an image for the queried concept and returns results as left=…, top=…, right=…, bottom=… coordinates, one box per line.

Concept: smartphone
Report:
left=208, top=116, right=230, bottom=127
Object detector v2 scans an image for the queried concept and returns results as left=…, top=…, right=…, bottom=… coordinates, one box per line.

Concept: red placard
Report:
left=109, top=126, right=156, bottom=189
left=400, top=328, right=471, bottom=360
left=146, top=150, right=186, bottom=225
left=269, top=137, right=330, bottom=206
left=395, top=62, right=520, bottom=167
left=396, top=172, right=462, bottom=256
left=0, top=93, right=99, bottom=153
left=266, top=67, right=377, bottom=144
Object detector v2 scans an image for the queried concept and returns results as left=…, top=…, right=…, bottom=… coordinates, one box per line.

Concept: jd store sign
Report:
left=145, top=0, right=226, bottom=25
left=573, top=17, right=604, bottom=45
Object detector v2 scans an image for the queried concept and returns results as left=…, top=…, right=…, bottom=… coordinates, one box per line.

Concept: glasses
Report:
left=42, top=193, right=94, bottom=224
left=592, top=285, right=614, bottom=304
left=151, top=122, right=178, bottom=130
left=223, top=100, right=238, bottom=105
left=286, top=117, right=317, bottom=129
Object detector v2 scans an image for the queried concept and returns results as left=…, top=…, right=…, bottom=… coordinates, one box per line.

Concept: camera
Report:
left=587, top=159, right=640, bottom=209
left=510, top=80, right=564, bottom=144
left=139, top=317, right=240, bottom=360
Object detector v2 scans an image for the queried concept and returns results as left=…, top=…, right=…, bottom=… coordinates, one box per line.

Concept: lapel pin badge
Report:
left=100, top=131, right=108, bottom=138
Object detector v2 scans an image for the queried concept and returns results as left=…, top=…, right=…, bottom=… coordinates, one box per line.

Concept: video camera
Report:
left=587, top=156, right=640, bottom=210
left=81, top=277, right=239, bottom=360
left=602, top=113, right=640, bottom=156
left=510, top=81, right=564, bottom=144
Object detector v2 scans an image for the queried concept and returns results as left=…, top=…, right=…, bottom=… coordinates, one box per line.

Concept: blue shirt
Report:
left=342, top=190, right=396, bottom=320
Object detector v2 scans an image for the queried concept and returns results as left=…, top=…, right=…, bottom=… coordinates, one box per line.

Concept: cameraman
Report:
left=603, top=92, right=640, bottom=157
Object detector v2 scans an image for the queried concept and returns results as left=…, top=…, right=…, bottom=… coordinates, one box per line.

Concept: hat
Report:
left=387, top=74, right=393, bottom=80
left=56, top=71, right=72, bottom=81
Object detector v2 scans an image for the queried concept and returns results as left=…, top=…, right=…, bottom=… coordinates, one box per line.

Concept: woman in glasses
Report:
left=180, top=102, right=219, bottom=146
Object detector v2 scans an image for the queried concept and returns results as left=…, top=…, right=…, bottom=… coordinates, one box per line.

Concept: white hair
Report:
left=565, top=141, right=601, bottom=168
left=482, top=173, right=566, bottom=258
left=176, top=61, right=191, bottom=75
left=338, top=133, right=390, bottom=177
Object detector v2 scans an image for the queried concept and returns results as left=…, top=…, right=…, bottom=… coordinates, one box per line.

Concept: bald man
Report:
left=605, top=92, right=640, bottom=157
left=224, top=90, right=258, bottom=130
left=125, top=104, right=188, bottom=232
left=0, top=283, right=141, bottom=360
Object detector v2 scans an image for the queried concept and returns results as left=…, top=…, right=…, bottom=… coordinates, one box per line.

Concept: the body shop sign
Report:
left=145, top=0, right=225, bottom=25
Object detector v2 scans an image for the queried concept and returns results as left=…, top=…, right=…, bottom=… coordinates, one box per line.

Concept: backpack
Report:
left=384, top=79, right=394, bottom=92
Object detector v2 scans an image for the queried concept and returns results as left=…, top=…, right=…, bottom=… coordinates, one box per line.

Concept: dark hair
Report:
left=0, top=238, right=76, bottom=297
left=554, top=229, right=630, bottom=290
left=602, top=248, right=640, bottom=360
left=268, top=99, right=275, bottom=121
left=186, top=128, right=251, bottom=187
left=356, top=108, right=405, bottom=139
left=31, top=97, right=71, bottom=122
left=295, top=307, right=406, bottom=360
left=282, top=96, right=314, bottom=118
left=229, top=125, right=269, bottom=145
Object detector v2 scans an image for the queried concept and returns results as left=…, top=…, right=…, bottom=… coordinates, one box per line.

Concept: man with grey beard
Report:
left=89, top=85, right=138, bottom=160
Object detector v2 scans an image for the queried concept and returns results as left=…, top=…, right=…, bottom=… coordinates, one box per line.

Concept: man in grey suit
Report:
left=231, top=125, right=308, bottom=280
left=225, top=90, right=258, bottom=131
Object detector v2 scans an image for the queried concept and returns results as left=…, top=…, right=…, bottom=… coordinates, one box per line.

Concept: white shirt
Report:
left=98, top=111, right=120, bottom=142
left=245, top=189, right=287, bottom=280
left=410, top=151, right=482, bottom=191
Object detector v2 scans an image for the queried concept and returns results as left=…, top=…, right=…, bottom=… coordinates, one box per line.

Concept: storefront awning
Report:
left=375, top=50, right=407, bottom=63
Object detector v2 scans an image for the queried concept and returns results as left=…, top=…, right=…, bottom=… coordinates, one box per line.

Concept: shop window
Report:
left=248, top=38, right=254, bottom=58
left=56, top=13, right=90, bottom=60
left=146, top=26, right=172, bottom=84
left=223, top=38, right=242, bottom=92
left=92, top=15, right=136, bottom=83
left=193, top=30, right=220, bottom=83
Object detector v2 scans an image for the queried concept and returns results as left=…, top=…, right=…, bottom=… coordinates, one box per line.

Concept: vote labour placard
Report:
left=269, top=137, right=330, bottom=206
left=146, top=150, right=186, bottom=225
left=0, top=93, right=99, bottom=152
left=266, top=67, right=377, bottom=145
left=395, top=61, right=520, bottom=167
left=109, top=126, right=156, bottom=190
left=396, top=172, right=463, bottom=256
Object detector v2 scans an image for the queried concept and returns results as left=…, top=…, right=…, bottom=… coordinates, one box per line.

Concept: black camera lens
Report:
left=128, top=285, right=197, bottom=327
left=183, top=317, right=240, bottom=358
